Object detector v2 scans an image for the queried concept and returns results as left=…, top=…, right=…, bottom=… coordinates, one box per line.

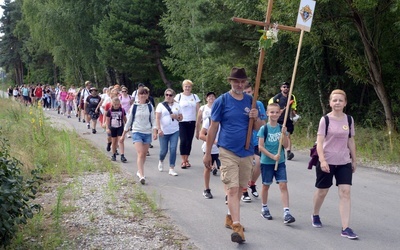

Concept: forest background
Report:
left=1, top=0, right=400, bottom=132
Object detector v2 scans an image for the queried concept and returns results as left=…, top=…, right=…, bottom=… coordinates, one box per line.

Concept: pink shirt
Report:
left=59, top=91, right=68, bottom=102
left=317, top=115, right=355, bottom=165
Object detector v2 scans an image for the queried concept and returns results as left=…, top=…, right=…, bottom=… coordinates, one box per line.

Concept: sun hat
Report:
left=227, top=67, right=249, bottom=80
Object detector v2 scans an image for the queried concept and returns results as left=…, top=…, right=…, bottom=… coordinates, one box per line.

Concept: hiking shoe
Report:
left=287, top=152, right=294, bottom=160
left=225, top=214, right=232, bottom=229
left=203, top=189, right=213, bottom=199
left=158, top=161, right=163, bottom=172
left=146, top=151, right=150, bottom=156
left=168, top=169, right=178, bottom=176
left=341, top=227, right=358, bottom=239
left=78, top=118, right=81, bottom=122
left=261, top=207, right=272, bottom=220
left=249, top=185, right=259, bottom=197
left=87, top=123, right=90, bottom=129
left=82, top=119, right=85, bottom=123
left=92, top=129, right=96, bottom=134
left=212, top=168, right=218, bottom=176
left=312, top=215, right=322, bottom=228
left=121, top=155, right=127, bottom=163
left=231, top=223, right=245, bottom=244
left=241, top=192, right=251, bottom=202
left=111, top=154, right=116, bottom=161
left=139, top=177, right=146, bottom=185
left=284, top=213, right=296, bottom=224
left=106, top=142, right=111, bottom=152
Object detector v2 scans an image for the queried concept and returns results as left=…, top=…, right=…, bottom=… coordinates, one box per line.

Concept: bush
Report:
left=0, top=129, right=42, bottom=247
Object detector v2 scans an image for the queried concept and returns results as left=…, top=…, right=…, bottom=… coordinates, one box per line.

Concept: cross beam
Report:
left=232, top=0, right=300, bottom=149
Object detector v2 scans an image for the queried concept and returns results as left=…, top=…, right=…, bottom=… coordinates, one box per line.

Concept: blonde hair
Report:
left=329, top=89, right=347, bottom=101
left=182, top=79, right=193, bottom=87
left=267, top=103, right=280, bottom=111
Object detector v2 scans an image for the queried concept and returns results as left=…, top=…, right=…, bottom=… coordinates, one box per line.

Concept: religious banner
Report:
left=296, top=0, right=316, bottom=32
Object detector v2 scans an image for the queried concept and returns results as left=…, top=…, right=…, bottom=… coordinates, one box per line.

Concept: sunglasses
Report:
left=139, top=91, right=149, bottom=95
left=165, top=94, right=173, bottom=97
left=122, top=91, right=127, bottom=92
left=282, top=86, right=289, bottom=89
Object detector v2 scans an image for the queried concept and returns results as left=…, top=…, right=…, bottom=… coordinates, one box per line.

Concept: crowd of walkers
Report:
left=6, top=67, right=358, bottom=244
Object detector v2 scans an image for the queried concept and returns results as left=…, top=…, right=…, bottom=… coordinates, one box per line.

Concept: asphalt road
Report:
left=45, top=108, right=400, bottom=250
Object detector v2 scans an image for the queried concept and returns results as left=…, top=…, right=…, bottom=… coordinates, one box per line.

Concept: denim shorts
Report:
left=260, top=162, right=287, bottom=185
left=132, top=132, right=152, bottom=144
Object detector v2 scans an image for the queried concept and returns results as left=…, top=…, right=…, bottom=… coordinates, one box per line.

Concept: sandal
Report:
left=181, top=162, right=187, bottom=169
left=185, top=161, right=191, bottom=168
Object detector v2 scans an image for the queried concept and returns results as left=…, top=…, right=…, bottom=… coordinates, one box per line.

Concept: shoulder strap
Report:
left=131, top=104, right=138, bottom=124
left=147, top=103, right=153, bottom=127
left=273, top=93, right=282, bottom=103
left=347, top=115, right=352, bottom=138
left=263, top=124, right=268, bottom=141
left=162, top=102, right=174, bottom=121
left=178, top=93, right=181, bottom=101
left=324, top=115, right=329, bottom=136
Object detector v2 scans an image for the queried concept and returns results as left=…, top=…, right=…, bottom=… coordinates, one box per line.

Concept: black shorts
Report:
left=279, top=119, right=294, bottom=134
left=109, top=126, right=124, bottom=138
left=315, top=162, right=353, bottom=189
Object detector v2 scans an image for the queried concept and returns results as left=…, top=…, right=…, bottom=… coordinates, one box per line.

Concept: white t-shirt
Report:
left=155, top=102, right=181, bottom=135
left=201, top=118, right=220, bottom=154
left=174, top=93, right=200, bottom=122
left=199, top=104, right=212, bottom=121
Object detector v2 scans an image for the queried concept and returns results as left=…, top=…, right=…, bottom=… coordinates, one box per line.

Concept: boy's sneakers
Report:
left=241, top=192, right=251, bottom=202
left=111, top=154, right=116, bottom=161
left=248, top=184, right=259, bottom=197
left=341, top=227, right=358, bottom=239
left=121, top=155, right=127, bottom=163
left=312, top=215, right=322, bottom=228
left=203, top=189, right=213, bottom=199
left=158, top=161, right=163, bottom=172
left=284, top=213, right=296, bottom=224
left=261, top=207, right=272, bottom=220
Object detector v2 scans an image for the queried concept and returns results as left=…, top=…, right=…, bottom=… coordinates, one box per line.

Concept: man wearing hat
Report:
left=84, top=86, right=102, bottom=134
left=268, top=81, right=298, bottom=160
left=203, top=67, right=263, bottom=244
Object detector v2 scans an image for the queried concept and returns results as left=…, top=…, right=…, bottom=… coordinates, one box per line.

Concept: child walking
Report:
left=257, top=103, right=295, bottom=224
left=106, top=97, right=127, bottom=162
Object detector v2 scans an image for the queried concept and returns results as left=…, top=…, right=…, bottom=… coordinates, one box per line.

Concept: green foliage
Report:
left=0, top=128, right=42, bottom=247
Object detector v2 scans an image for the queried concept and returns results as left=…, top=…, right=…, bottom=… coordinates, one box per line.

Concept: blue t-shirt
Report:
left=211, top=92, right=254, bottom=157
left=257, top=123, right=285, bottom=164
left=252, top=100, right=267, bottom=146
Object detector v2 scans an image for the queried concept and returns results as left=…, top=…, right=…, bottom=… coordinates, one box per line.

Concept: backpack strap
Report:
left=323, top=115, right=352, bottom=138
left=147, top=103, right=153, bottom=127
left=263, top=123, right=282, bottom=141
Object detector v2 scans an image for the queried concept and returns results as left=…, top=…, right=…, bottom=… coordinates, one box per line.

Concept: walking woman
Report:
left=121, top=87, right=157, bottom=184
left=155, top=88, right=182, bottom=176
left=312, top=89, right=358, bottom=239
left=174, top=80, right=200, bottom=169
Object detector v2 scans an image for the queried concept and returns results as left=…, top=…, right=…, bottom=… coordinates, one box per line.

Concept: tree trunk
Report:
left=350, top=5, right=395, bottom=131
left=154, top=44, right=171, bottom=88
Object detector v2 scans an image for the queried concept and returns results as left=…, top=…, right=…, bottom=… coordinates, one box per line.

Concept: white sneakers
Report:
left=158, top=161, right=163, bottom=172
left=168, top=169, right=178, bottom=176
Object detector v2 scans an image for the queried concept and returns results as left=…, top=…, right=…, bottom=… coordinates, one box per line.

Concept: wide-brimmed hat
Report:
left=227, top=67, right=249, bottom=80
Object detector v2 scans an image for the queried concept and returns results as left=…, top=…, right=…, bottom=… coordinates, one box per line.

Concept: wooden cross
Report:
left=232, top=0, right=301, bottom=150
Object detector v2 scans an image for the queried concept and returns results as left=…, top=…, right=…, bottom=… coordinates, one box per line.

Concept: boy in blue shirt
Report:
left=257, top=103, right=295, bottom=224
